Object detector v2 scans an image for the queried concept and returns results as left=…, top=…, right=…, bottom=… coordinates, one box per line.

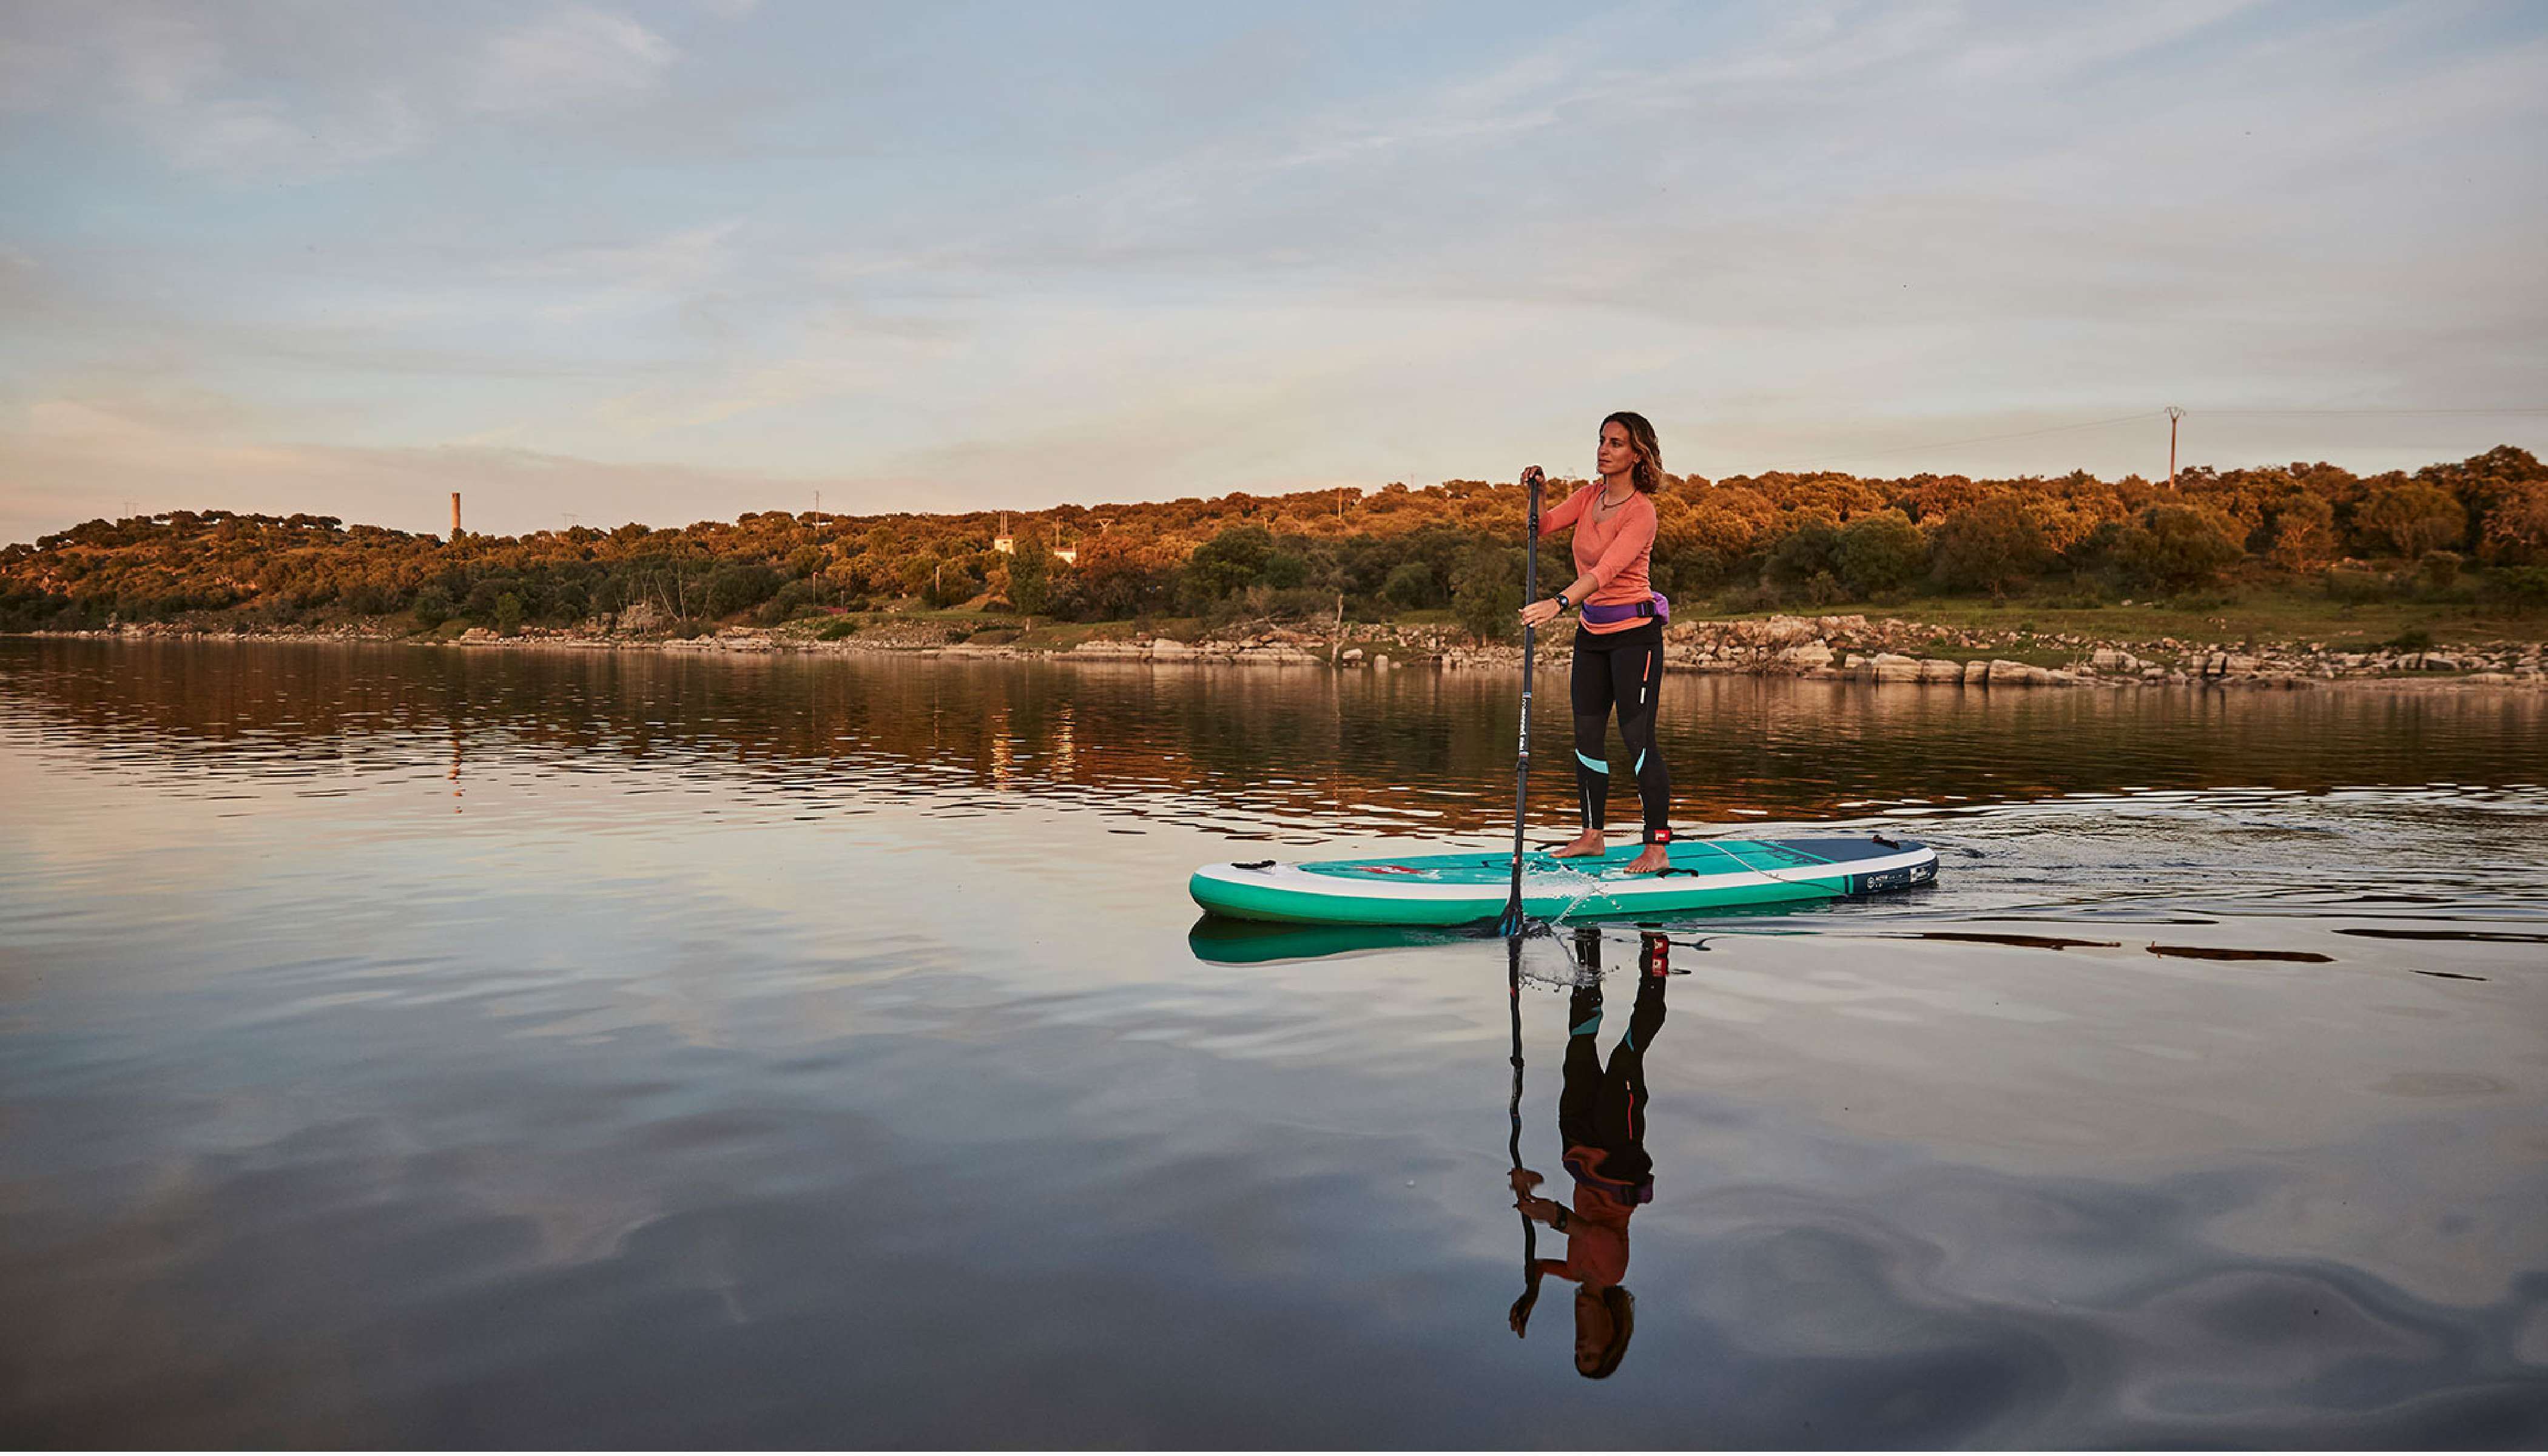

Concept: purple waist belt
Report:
left=1580, top=592, right=1670, bottom=626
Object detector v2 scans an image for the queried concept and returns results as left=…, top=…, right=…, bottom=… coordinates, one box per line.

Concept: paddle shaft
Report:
left=1500, top=477, right=1540, bottom=934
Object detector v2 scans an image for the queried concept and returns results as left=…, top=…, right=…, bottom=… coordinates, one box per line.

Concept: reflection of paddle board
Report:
left=1185, top=917, right=1472, bottom=965
left=1190, top=835, right=1936, bottom=926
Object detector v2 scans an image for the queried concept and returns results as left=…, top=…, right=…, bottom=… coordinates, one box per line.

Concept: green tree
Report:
left=1762, top=521, right=1841, bottom=591
left=1006, top=525, right=1054, bottom=613
left=1380, top=560, right=1439, bottom=610
left=1185, top=525, right=1275, bottom=602
left=1930, top=496, right=2049, bottom=595
left=2357, top=481, right=2464, bottom=558
left=493, top=592, right=525, bottom=636
left=2115, top=504, right=2246, bottom=590
left=1834, top=510, right=1926, bottom=598
left=1449, top=543, right=1523, bottom=642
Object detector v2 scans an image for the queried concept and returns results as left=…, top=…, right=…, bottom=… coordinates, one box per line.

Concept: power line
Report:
left=2199, top=407, right=2548, bottom=416
left=1771, top=411, right=2160, bottom=471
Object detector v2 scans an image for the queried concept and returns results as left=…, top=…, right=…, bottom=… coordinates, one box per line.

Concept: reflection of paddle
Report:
left=1505, top=934, right=1541, bottom=1335
left=1497, top=472, right=1543, bottom=938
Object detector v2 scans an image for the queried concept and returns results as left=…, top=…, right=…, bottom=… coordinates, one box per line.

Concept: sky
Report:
left=2, top=0, right=2544, bottom=546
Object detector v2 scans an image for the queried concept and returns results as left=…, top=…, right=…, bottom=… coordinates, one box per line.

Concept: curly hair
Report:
left=1603, top=411, right=1664, bottom=495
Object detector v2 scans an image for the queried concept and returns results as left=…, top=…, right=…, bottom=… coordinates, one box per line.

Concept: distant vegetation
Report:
left=5, top=447, right=2544, bottom=639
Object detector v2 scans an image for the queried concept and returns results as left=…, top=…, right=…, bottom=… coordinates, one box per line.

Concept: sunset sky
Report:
left=4, top=0, right=2543, bottom=545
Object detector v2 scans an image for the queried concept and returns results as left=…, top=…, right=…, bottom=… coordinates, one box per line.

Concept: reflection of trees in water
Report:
left=3, top=640, right=2541, bottom=827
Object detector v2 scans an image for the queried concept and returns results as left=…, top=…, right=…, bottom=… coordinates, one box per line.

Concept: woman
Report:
left=1506, top=929, right=1670, bottom=1380
left=1517, top=411, right=1672, bottom=874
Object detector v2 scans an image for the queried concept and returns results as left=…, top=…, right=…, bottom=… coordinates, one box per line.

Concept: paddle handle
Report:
left=1501, top=475, right=1541, bottom=934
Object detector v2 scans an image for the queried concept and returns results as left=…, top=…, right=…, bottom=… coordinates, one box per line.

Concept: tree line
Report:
left=5, top=446, right=2543, bottom=637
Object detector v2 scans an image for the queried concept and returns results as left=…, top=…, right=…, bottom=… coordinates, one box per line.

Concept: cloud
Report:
left=471, top=7, right=676, bottom=113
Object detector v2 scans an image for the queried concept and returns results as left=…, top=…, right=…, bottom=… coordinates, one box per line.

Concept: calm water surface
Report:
left=3, top=639, right=2545, bottom=1447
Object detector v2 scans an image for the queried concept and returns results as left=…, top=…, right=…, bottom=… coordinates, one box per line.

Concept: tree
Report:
left=2482, top=484, right=2548, bottom=565
left=2114, top=505, right=2246, bottom=591
left=2356, top=481, right=2463, bottom=558
left=2267, top=494, right=2337, bottom=572
left=1185, top=525, right=1275, bottom=603
left=1835, top=510, right=1926, bottom=598
left=1929, top=496, right=2049, bottom=595
left=1449, top=544, right=1522, bottom=642
left=1380, top=561, right=1439, bottom=610
left=1006, top=524, right=1055, bottom=613
left=1762, top=521, right=1841, bottom=592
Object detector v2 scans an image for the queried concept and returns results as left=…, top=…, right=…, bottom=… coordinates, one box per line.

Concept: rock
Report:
left=2090, top=647, right=2140, bottom=674
left=1869, top=652, right=1921, bottom=682
left=1373, top=653, right=1391, bottom=672
left=1340, top=646, right=1363, bottom=663
left=2423, top=654, right=2458, bottom=671
left=1919, top=658, right=1964, bottom=682
left=1150, top=638, right=1193, bottom=659
left=1964, top=660, right=1990, bottom=684
left=1073, top=639, right=1144, bottom=657
left=2226, top=653, right=2260, bottom=675
left=1843, top=653, right=1866, bottom=670
left=1787, top=641, right=1835, bottom=669
left=1988, top=658, right=2034, bottom=686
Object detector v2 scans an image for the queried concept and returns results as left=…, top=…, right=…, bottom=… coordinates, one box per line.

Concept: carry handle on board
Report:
left=1498, top=471, right=1542, bottom=937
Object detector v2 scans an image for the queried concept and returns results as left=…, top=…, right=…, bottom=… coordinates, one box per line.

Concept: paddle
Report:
left=1497, top=471, right=1543, bottom=938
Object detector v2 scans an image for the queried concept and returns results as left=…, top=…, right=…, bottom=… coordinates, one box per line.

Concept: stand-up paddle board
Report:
left=1190, top=834, right=1936, bottom=926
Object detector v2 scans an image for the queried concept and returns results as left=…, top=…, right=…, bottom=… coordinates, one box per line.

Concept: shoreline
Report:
left=19, top=613, right=2544, bottom=689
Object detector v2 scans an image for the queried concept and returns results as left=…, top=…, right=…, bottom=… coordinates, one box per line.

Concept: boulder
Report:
left=1989, top=658, right=2034, bottom=686
left=1787, top=641, right=1835, bottom=669
left=1964, top=659, right=1990, bottom=684
left=1150, top=638, right=1194, bottom=659
left=1919, top=658, right=1964, bottom=682
left=1869, top=652, right=1921, bottom=682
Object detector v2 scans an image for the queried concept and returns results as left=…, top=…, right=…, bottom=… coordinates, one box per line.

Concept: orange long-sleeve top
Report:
left=1539, top=485, right=1657, bottom=635
left=1531, top=1151, right=1639, bottom=1289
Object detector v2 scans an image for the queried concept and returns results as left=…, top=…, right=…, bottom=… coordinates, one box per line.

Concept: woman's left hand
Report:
left=1518, top=598, right=1565, bottom=629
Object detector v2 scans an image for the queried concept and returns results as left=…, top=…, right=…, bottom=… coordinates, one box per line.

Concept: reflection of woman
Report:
left=1517, top=413, right=1674, bottom=874
left=1508, top=931, right=1669, bottom=1379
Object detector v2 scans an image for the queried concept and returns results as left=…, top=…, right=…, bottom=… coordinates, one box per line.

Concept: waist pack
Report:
left=1580, top=592, right=1670, bottom=627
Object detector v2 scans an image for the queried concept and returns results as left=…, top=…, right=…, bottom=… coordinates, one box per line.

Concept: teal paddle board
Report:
left=1188, top=835, right=1937, bottom=926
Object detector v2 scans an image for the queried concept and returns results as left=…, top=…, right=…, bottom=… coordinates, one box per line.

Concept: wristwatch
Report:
left=1554, top=592, right=1576, bottom=615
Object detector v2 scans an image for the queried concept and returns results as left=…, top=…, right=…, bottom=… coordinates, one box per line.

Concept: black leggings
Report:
left=1569, top=619, right=1670, bottom=840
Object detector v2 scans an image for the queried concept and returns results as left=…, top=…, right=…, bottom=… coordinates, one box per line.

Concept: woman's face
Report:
left=1597, top=422, right=1638, bottom=481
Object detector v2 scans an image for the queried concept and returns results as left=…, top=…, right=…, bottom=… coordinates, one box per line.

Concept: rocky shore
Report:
left=35, top=611, right=2547, bottom=688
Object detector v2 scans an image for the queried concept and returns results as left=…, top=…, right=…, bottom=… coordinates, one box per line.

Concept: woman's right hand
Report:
left=1518, top=598, right=1565, bottom=630
left=1519, top=465, right=1545, bottom=490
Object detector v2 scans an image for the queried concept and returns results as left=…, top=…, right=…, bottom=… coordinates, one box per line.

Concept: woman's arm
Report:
left=1539, top=485, right=1591, bottom=538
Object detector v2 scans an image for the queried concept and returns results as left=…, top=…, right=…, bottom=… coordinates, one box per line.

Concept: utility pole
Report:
left=2165, top=406, right=2185, bottom=490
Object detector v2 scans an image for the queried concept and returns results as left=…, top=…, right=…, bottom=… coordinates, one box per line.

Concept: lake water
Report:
left=4, top=638, right=2544, bottom=1447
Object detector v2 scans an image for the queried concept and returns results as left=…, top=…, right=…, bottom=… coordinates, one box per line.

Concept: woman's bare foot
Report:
left=1622, top=843, right=1671, bottom=874
left=1547, top=829, right=1607, bottom=859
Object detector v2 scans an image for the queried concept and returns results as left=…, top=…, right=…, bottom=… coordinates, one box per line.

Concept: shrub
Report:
left=2324, top=565, right=2401, bottom=604
left=1835, top=510, right=1926, bottom=598
left=1762, top=522, right=1841, bottom=591
left=412, top=585, right=453, bottom=629
left=2356, top=481, right=2464, bottom=558
left=704, top=563, right=782, bottom=618
left=1381, top=561, right=1440, bottom=610
left=2115, top=504, right=2246, bottom=591
left=1930, top=496, right=2049, bottom=595
left=1450, top=544, right=1523, bottom=642
left=493, top=592, right=525, bottom=636
left=1184, top=525, right=1275, bottom=604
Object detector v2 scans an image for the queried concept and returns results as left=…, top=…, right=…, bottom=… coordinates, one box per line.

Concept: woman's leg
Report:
left=1569, top=633, right=1617, bottom=837
left=1608, top=631, right=1671, bottom=843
